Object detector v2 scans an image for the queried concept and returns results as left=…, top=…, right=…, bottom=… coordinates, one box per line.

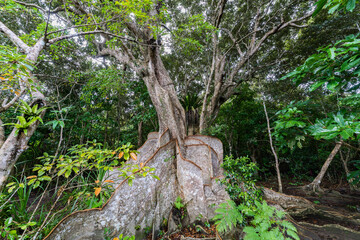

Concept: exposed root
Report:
left=302, top=183, right=325, bottom=195
left=298, top=222, right=360, bottom=240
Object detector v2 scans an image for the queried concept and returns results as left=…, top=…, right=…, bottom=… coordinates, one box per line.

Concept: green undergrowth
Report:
left=214, top=155, right=300, bottom=240
left=0, top=141, right=156, bottom=240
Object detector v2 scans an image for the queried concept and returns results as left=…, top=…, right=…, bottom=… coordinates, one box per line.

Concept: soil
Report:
left=146, top=222, right=217, bottom=240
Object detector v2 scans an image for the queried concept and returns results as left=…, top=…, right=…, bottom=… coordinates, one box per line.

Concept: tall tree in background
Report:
left=0, top=0, right=314, bottom=189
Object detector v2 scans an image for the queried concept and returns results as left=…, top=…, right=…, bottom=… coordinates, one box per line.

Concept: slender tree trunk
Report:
left=104, top=112, right=108, bottom=145
left=263, top=101, right=283, bottom=193
left=340, top=149, right=351, bottom=180
left=0, top=119, right=4, bottom=148
left=138, top=121, right=143, bottom=147
left=250, top=146, right=259, bottom=177
left=304, top=141, right=343, bottom=193
left=339, top=148, right=359, bottom=191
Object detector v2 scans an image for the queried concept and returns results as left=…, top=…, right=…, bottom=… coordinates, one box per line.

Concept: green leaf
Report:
left=343, top=57, right=360, bottom=70
left=65, top=170, right=71, bottom=178
left=33, top=180, right=40, bottom=188
left=328, top=47, right=336, bottom=59
left=346, top=0, right=356, bottom=11
left=18, top=116, right=27, bottom=125
left=57, top=168, right=67, bottom=176
left=328, top=3, right=341, bottom=13
left=5, top=217, right=13, bottom=226
left=38, top=176, right=52, bottom=181
left=327, top=81, right=340, bottom=92
left=8, top=185, right=17, bottom=193
left=340, top=128, right=354, bottom=139
left=151, top=174, right=160, bottom=180
left=28, top=221, right=37, bottom=226
left=214, top=200, right=243, bottom=233
left=6, top=182, right=16, bottom=187
left=313, top=0, right=328, bottom=16
left=128, top=179, right=133, bottom=186
left=310, top=81, right=325, bottom=92
left=334, top=113, right=345, bottom=127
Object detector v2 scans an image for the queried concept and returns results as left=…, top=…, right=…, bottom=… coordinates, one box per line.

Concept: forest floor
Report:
left=146, top=223, right=217, bottom=240
left=260, top=177, right=360, bottom=228
left=260, top=177, right=360, bottom=239
left=146, top=177, right=360, bottom=240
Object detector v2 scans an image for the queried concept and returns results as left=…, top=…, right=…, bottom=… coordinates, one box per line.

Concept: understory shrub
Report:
left=215, top=155, right=299, bottom=240
left=0, top=141, right=157, bottom=239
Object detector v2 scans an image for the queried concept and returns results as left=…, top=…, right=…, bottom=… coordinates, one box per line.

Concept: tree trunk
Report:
left=44, top=130, right=229, bottom=239
left=138, top=121, right=143, bottom=147
left=304, top=141, right=343, bottom=193
left=263, top=101, right=283, bottom=193
left=339, top=148, right=359, bottom=191
left=0, top=98, right=46, bottom=189
left=142, top=46, right=186, bottom=145
left=0, top=119, right=4, bottom=148
left=0, top=37, right=46, bottom=189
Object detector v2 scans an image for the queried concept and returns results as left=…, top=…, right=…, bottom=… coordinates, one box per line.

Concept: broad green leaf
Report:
left=343, top=57, right=360, bottom=70
left=53, top=121, right=58, bottom=129
left=346, top=0, right=356, bottom=11
left=18, top=116, right=27, bottom=125
left=5, top=217, right=13, bottom=226
left=328, top=3, right=341, bottom=13
left=313, top=0, right=328, bottom=16
left=328, top=47, right=336, bottom=59
left=340, top=128, right=354, bottom=139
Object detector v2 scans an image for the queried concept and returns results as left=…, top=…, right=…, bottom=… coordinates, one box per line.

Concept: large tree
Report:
left=0, top=0, right=318, bottom=238
left=0, top=0, right=313, bottom=189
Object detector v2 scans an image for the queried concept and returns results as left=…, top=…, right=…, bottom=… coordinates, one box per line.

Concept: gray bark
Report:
left=0, top=119, right=4, bottom=148
left=198, top=6, right=313, bottom=132
left=137, top=121, right=143, bottom=147
left=44, top=130, right=229, bottom=239
left=0, top=21, right=47, bottom=189
left=304, top=142, right=343, bottom=193
left=263, top=100, right=283, bottom=193
left=100, top=44, right=186, bottom=145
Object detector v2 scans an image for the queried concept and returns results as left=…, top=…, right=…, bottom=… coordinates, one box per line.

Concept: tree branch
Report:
left=0, top=90, right=26, bottom=113
left=0, top=20, right=30, bottom=53
left=213, top=0, right=228, bottom=27
left=227, top=11, right=313, bottom=84
left=48, top=30, right=145, bottom=46
left=13, top=0, right=64, bottom=13
left=47, top=20, right=116, bottom=36
left=99, top=48, right=141, bottom=74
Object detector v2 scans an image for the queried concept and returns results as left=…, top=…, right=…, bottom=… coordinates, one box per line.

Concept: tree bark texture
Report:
left=138, top=121, right=143, bottom=147
left=0, top=98, right=46, bottom=189
left=44, top=130, right=228, bottom=239
left=304, top=142, right=343, bottom=193
left=263, top=187, right=360, bottom=240
left=100, top=44, right=186, bottom=145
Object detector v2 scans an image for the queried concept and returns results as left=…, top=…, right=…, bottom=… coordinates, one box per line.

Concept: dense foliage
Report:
left=1, top=0, right=360, bottom=239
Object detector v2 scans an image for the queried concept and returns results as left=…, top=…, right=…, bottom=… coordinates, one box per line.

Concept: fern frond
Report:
left=213, top=200, right=243, bottom=233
